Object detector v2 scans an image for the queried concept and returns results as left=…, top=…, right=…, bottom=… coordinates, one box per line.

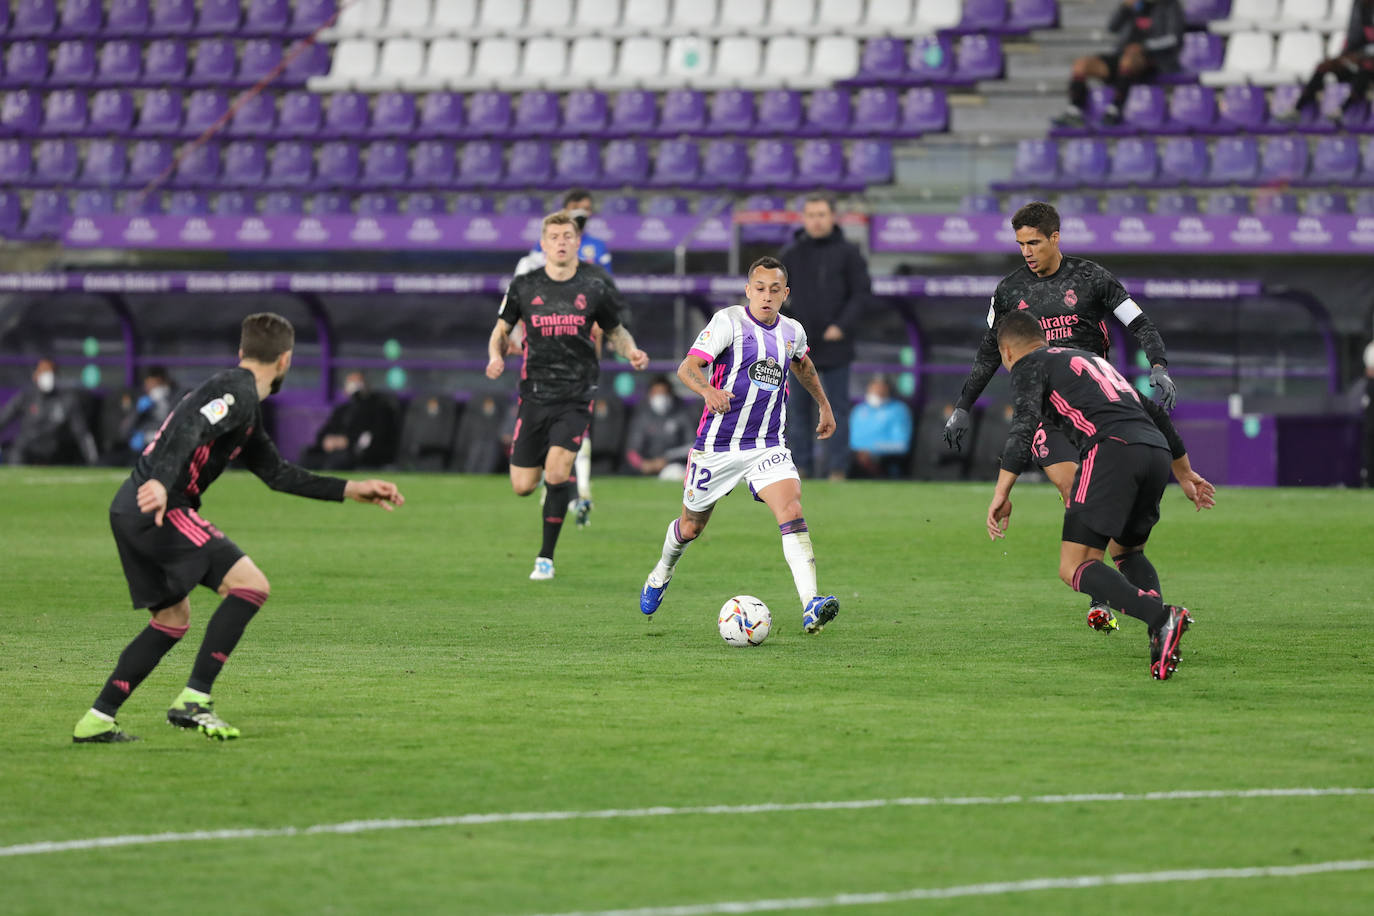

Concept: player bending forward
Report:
left=639, top=257, right=841, bottom=633
left=74, top=313, right=404, bottom=743
left=987, top=311, right=1214, bottom=680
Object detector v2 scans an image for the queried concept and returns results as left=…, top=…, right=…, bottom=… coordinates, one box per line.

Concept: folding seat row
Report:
left=0, top=1, right=337, bottom=38
left=1200, top=29, right=1350, bottom=87
left=1210, top=0, right=1356, bottom=35
left=0, top=38, right=331, bottom=88
left=1040, top=188, right=1374, bottom=217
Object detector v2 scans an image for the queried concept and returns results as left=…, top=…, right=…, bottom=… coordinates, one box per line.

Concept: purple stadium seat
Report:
left=605, top=139, right=651, bottom=184
left=228, top=91, right=276, bottom=136
left=0, top=4, right=7, bottom=33
left=610, top=90, right=657, bottom=136
left=645, top=195, right=690, bottom=217
left=505, top=140, right=553, bottom=188
left=459, top=141, right=503, bottom=187
left=961, top=0, right=1008, bottom=30
left=453, top=193, right=495, bottom=214
left=29, top=139, right=77, bottom=184
left=120, top=189, right=161, bottom=214
left=267, top=140, right=314, bottom=186
left=961, top=193, right=1001, bottom=215
left=899, top=87, right=948, bottom=135
left=403, top=192, right=445, bottom=215
left=737, top=193, right=787, bottom=242
left=555, top=139, right=601, bottom=186
left=411, top=140, right=455, bottom=186
left=1161, top=136, right=1209, bottom=184
left=42, top=88, right=88, bottom=133
left=749, top=139, right=797, bottom=188
left=260, top=190, right=303, bottom=214
left=97, top=39, right=143, bottom=82
left=564, top=90, right=609, bottom=135
left=705, top=89, right=754, bottom=135
left=1254, top=192, right=1299, bottom=215
left=1203, top=192, right=1250, bottom=215
left=194, top=0, right=241, bottom=35
left=1166, top=84, right=1216, bottom=133
left=79, top=138, right=126, bottom=185
left=1304, top=191, right=1349, bottom=215
left=854, top=87, right=899, bottom=134
left=144, top=39, right=189, bottom=81
left=1156, top=192, right=1198, bottom=215
left=362, top=140, right=408, bottom=186
left=184, top=89, right=228, bottom=135
left=128, top=139, right=173, bottom=183
left=223, top=140, right=267, bottom=185
left=356, top=192, right=397, bottom=216
left=3, top=91, right=44, bottom=135
left=468, top=91, right=513, bottom=136
left=54, top=41, right=98, bottom=83
left=995, top=138, right=1058, bottom=190
left=371, top=92, right=416, bottom=136
left=1306, top=136, right=1360, bottom=185
left=599, top=194, right=639, bottom=215
left=503, top=193, right=544, bottom=215
left=649, top=139, right=698, bottom=186
left=1107, top=137, right=1159, bottom=187
left=860, top=37, right=907, bottom=82
left=0, top=193, right=20, bottom=237
left=954, top=35, right=1002, bottom=82
left=908, top=35, right=954, bottom=83
left=1104, top=192, right=1150, bottom=214
left=1178, top=31, right=1223, bottom=76
left=292, top=0, right=339, bottom=32
left=308, top=190, right=351, bottom=214
left=1009, top=0, right=1058, bottom=30
left=1183, top=0, right=1230, bottom=26
left=847, top=139, right=893, bottom=186
left=1217, top=84, right=1267, bottom=133
left=278, top=91, right=323, bottom=136
left=135, top=89, right=184, bottom=135
left=1121, top=85, right=1167, bottom=133
left=23, top=190, right=70, bottom=238
left=1208, top=136, right=1259, bottom=185
left=239, top=39, right=283, bottom=83
left=173, top=141, right=220, bottom=187
left=513, top=91, right=562, bottom=137
left=797, top=139, right=844, bottom=187
left=1060, top=138, right=1108, bottom=188
left=108, top=0, right=150, bottom=36
left=189, top=38, right=238, bottom=85
left=417, top=93, right=465, bottom=137
left=211, top=190, right=252, bottom=215
left=802, top=90, right=851, bottom=136
left=1259, top=136, right=1307, bottom=184
left=317, top=140, right=360, bottom=186
left=1266, top=85, right=1308, bottom=130
left=322, top=92, right=370, bottom=137
left=1319, top=82, right=1362, bottom=131
left=152, top=0, right=194, bottom=34
left=5, top=42, right=50, bottom=85
left=1055, top=193, right=1101, bottom=215
left=702, top=139, right=748, bottom=187
left=88, top=89, right=133, bottom=134
left=246, top=0, right=290, bottom=34
left=167, top=190, right=209, bottom=214
left=757, top=90, right=803, bottom=133
left=283, top=44, right=329, bottom=82
left=0, top=140, right=34, bottom=184
left=1353, top=191, right=1374, bottom=214
left=13, top=0, right=57, bottom=38
left=659, top=89, right=707, bottom=136
left=60, top=0, right=104, bottom=35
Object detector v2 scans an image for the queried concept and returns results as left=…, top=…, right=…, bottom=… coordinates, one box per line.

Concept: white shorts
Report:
left=682, top=446, right=799, bottom=513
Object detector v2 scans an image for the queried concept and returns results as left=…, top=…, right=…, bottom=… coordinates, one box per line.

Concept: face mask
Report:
left=150, top=385, right=170, bottom=401
left=35, top=371, right=55, bottom=393
left=343, top=379, right=364, bottom=396
left=864, top=392, right=885, bottom=409
left=649, top=393, right=673, bottom=415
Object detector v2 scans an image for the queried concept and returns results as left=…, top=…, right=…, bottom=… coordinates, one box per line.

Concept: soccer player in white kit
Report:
left=639, top=257, right=841, bottom=633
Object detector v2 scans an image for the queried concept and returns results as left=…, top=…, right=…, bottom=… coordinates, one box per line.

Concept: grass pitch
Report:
left=1, top=468, right=1371, bottom=915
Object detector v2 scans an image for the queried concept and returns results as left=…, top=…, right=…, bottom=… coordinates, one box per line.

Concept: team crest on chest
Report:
left=748, top=357, right=784, bottom=392
left=1064, top=288, right=1078, bottom=307
left=574, top=293, right=587, bottom=310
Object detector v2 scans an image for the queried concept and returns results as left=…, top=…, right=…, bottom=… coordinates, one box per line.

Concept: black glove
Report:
left=943, top=407, right=971, bottom=451
left=1149, top=366, right=1177, bottom=410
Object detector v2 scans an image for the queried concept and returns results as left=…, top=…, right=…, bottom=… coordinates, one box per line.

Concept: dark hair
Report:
left=240, top=313, right=295, bottom=362
left=647, top=374, right=673, bottom=391
left=1010, top=201, right=1060, bottom=238
left=802, top=192, right=836, bottom=212
left=748, top=256, right=788, bottom=284
left=995, top=310, right=1046, bottom=348
left=144, top=365, right=170, bottom=383
left=562, top=188, right=593, bottom=208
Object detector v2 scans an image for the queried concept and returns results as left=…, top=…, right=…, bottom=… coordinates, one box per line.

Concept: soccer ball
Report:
left=718, top=595, right=772, bottom=647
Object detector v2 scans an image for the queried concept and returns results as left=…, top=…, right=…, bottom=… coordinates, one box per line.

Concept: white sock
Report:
left=780, top=519, right=818, bottom=608
left=649, top=519, right=692, bottom=586
left=575, top=437, right=592, bottom=501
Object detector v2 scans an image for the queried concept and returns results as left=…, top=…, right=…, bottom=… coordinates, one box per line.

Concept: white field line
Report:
left=520, top=860, right=1374, bottom=916
left=1, top=786, right=1371, bottom=859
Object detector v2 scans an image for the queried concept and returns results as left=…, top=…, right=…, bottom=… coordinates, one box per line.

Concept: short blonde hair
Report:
left=541, top=210, right=580, bottom=236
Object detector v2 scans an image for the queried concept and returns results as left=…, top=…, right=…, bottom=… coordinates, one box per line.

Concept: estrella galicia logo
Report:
left=747, top=357, right=784, bottom=392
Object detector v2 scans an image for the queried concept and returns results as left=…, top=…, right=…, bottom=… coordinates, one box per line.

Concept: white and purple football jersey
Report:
left=687, top=305, right=809, bottom=452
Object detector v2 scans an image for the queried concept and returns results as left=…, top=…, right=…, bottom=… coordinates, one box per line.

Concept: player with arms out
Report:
left=487, top=211, right=648, bottom=581
left=987, top=311, right=1214, bottom=679
left=945, top=200, right=1178, bottom=632
left=73, top=313, right=404, bottom=743
left=639, top=257, right=841, bottom=634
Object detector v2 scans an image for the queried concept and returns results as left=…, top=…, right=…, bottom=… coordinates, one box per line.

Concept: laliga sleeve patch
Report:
left=200, top=397, right=230, bottom=425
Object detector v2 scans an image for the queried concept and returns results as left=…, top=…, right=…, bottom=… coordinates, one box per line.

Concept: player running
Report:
left=987, top=311, right=1214, bottom=680
left=487, top=210, right=648, bottom=581
left=944, top=200, right=1177, bottom=632
left=73, top=313, right=404, bottom=743
left=639, top=257, right=841, bottom=634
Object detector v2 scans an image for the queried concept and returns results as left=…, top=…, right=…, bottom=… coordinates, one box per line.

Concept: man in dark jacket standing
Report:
left=0, top=357, right=99, bottom=465
left=1054, top=0, right=1185, bottom=128
left=779, top=193, right=872, bottom=480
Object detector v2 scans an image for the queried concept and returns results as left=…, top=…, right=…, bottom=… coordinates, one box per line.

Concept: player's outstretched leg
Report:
left=1087, top=601, right=1118, bottom=632
left=1069, top=558, right=1189, bottom=679
left=574, top=437, right=593, bottom=528
left=642, top=515, right=700, bottom=615
left=74, top=602, right=189, bottom=744
left=1150, top=605, right=1191, bottom=680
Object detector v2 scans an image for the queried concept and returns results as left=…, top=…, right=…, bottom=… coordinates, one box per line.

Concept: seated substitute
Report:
left=624, top=375, right=696, bottom=480
left=301, top=371, right=400, bottom=470
left=848, top=375, right=912, bottom=479
left=1054, top=0, right=1185, bottom=128
left=1280, top=0, right=1374, bottom=125
left=0, top=357, right=99, bottom=466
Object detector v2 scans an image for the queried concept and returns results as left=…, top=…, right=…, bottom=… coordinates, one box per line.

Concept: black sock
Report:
left=1114, top=551, right=1161, bottom=599
left=187, top=589, right=266, bottom=694
left=1069, top=79, right=1087, bottom=110
left=540, top=480, right=576, bottom=560
left=93, top=620, right=187, bottom=716
left=1072, top=561, right=1167, bottom=629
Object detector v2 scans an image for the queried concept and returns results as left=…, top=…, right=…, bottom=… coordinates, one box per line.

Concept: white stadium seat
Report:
left=477, top=0, right=526, bottom=33
left=666, top=36, right=714, bottom=83
left=716, top=0, right=767, bottom=34
left=610, top=36, right=665, bottom=84
left=471, top=37, right=522, bottom=82
left=518, top=37, right=571, bottom=86
left=324, top=0, right=384, bottom=38
left=862, top=0, right=915, bottom=34
left=812, top=0, right=862, bottom=33
left=1327, top=29, right=1345, bottom=58
left=431, top=0, right=478, bottom=35
left=1276, top=0, right=1330, bottom=30
left=672, top=0, right=719, bottom=33
left=769, top=0, right=817, bottom=33
left=524, top=0, right=574, bottom=35
left=704, top=36, right=762, bottom=86
left=616, top=0, right=670, bottom=35
left=1315, top=0, right=1354, bottom=33
left=762, top=36, right=811, bottom=83
left=1199, top=30, right=1274, bottom=86
left=379, top=0, right=432, bottom=37
left=568, top=36, right=617, bottom=80
left=1211, top=0, right=1279, bottom=34
left=409, top=37, right=472, bottom=89
left=309, top=38, right=378, bottom=90
left=1252, top=30, right=1325, bottom=84
left=916, top=0, right=964, bottom=32
left=811, top=36, right=860, bottom=84
left=573, top=0, right=623, bottom=34
left=360, top=38, right=426, bottom=90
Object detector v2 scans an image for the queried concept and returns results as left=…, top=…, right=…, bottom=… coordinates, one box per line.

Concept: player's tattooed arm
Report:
left=791, top=355, right=836, bottom=439
left=606, top=325, right=649, bottom=370
left=486, top=318, right=514, bottom=379
left=679, top=355, right=731, bottom=415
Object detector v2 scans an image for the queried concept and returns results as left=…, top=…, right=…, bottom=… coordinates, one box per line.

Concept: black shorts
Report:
left=1062, top=439, right=1171, bottom=550
left=1032, top=422, right=1079, bottom=469
left=110, top=507, right=245, bottom=610
left=510, top=398, right=593, bottom=468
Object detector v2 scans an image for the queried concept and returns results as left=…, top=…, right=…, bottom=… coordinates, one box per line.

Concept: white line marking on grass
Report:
left=519, top=860, right=1374, bottom=916
left=2, top=787, right=1371, bottom=859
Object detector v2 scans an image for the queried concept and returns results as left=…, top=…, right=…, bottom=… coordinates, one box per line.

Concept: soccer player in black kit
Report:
left=486, top=210, right=649, bottom=580
left=73, top=314, right=404, bottom=743
left=986, top=311, right=1214, bottom=679
left=945, top=200, right=1177, bottom=631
